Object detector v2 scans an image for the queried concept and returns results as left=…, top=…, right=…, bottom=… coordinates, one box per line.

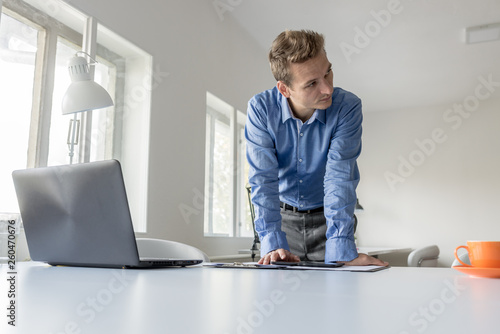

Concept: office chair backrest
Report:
left=451, top=253, right=470, bottom=267
left=407, top=245, right=440, bottom=267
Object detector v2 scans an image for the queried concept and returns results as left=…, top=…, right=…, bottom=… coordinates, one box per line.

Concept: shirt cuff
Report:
left=259, top=231, right=289, bottom=257
left=325, top=237, right=358, bottom=263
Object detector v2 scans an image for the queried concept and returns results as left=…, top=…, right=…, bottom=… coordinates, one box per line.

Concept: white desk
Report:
left=2, top=262, right=499, bottom=334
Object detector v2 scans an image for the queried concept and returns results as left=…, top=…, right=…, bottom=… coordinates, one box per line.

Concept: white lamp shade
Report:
left=62, top=80, right=114, bottom=114
left=61, top=55, right=114, bottom=115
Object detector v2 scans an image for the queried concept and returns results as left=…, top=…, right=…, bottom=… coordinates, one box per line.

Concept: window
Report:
left=0, top=7, right=38, bottom=212
left=204, top=92, right=253, bottom=237
left=0, top=0, right=152, bottom=232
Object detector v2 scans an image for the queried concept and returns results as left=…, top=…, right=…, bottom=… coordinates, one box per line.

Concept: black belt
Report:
left=280, top=202, right=324, bottom=214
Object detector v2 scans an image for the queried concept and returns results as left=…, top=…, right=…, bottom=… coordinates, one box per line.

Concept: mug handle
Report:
left=454, top=245, right=472, bottom=267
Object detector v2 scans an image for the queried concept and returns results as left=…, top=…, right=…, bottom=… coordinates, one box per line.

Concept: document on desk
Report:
left=204, top=262, right=388, bottom=272
left=288, top=265, right=389, bottom=272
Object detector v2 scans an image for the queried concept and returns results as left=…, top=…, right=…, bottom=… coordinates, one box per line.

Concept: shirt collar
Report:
left=279, top=90, right=326, bottom=125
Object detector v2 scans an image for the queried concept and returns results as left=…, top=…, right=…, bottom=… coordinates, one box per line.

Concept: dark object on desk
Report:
left=206, top=262, right=282, bottom=269
left=205, top=261, right=387, bottom=272
left=12, top=159, right=203, bottom=269
left=271, top=261, right=344, bottom=268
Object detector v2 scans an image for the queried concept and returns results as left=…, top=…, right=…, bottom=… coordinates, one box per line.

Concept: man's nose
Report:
left=319, top=79, right=333, bottom=95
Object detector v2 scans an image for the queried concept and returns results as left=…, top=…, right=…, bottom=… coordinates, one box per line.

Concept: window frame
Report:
left=204, top=92, right=251, bottom=238
left=2, top=0, right=126, bottom=168
left=1, top=0, right=151, bottom=233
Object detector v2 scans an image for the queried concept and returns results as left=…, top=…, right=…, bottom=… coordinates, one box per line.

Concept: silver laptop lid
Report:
left=12, top=160, right=141, bottom=268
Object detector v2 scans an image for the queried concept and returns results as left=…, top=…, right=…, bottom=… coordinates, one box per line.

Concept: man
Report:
left=245, top=30, right=388, bottom=266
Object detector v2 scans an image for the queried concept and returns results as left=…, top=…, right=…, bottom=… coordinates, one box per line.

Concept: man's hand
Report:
left=258, top=248, right=300, bottom=265
left=338, top=253, right=389, bottom=266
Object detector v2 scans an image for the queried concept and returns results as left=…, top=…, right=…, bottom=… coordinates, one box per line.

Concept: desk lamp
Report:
left=61, top=51, right=114, bottom=164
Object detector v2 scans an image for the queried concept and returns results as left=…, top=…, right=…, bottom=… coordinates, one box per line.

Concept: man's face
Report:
left=278, top=51, right=334, bottom=117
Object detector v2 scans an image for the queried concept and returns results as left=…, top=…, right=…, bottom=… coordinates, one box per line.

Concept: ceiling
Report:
left=230, top=0, right=500, bottom=113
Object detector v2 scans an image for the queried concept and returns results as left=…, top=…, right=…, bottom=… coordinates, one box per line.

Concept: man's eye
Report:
left=307, top=82, right=316, bottom=88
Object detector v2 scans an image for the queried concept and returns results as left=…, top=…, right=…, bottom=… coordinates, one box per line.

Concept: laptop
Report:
left=12, top=159, right=203, bottom=268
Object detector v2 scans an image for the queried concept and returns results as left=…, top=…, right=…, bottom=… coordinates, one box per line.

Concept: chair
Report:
left=245, top=185, right=261, bottom=261
left=136, top=238, right=210, bottom=263
left=407, top=245, right=440, bottom=267
left=451, top=252, right=470, bottom=267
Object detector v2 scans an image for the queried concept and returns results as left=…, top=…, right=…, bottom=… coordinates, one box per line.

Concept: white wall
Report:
left=68, top=0, right=273, bottom=256
left=358, top=91, right=500, bottom=266
left=67, top=0, right=500, bottom=265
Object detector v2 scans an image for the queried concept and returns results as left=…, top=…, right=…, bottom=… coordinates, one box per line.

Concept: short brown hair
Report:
left=268, top=30, right=325, bottom=86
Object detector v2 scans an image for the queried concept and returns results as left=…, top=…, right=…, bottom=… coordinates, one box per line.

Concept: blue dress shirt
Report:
left=245, top=86, right=362, bottom=263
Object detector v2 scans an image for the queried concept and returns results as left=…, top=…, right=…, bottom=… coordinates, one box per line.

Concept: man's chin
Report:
left=317, top=99, right=333, bottom=110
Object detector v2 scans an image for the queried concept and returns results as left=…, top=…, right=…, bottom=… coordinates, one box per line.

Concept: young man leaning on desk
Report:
left=245, top=30, right=388, bottom=267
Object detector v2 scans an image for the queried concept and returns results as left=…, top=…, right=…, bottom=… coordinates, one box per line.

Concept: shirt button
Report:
left=299, top=158, right=303, bottom=163
left=300, top=204, right=304, bottom=208
left=300, top=195, right=304, bottom=199
left=299, top=180, right=303, bottom=183
left=300, top=133, right=304, bottom=137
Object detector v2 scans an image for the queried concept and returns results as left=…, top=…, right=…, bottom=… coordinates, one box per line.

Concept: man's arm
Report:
left=325, top=97, right=389, bottom=267
left=323, top=95, right=362, bottom=263
left=245, top=97, right=290, bottom=257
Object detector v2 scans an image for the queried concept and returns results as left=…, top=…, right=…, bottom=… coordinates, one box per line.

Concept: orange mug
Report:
left=455, top=241, right=500, bottom=268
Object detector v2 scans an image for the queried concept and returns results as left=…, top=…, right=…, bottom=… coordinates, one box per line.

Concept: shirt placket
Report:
left=296, top=119, right=306, bottom=210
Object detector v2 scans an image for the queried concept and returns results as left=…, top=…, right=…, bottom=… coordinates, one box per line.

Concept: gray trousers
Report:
left=280, top=208, right=327, bottom=262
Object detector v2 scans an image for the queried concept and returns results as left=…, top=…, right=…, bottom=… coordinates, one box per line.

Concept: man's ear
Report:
left=277, top=81, right=291, bottom=98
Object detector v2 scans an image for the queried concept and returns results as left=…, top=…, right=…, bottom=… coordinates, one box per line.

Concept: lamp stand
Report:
left=67, top=113, right=80, bottom=164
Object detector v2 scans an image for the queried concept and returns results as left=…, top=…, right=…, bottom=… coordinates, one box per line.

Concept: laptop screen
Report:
left=12, top=160, right=142, bottom=268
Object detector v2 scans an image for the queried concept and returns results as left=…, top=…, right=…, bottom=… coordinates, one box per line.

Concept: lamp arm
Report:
left=75, top=51, right=99, bottom=66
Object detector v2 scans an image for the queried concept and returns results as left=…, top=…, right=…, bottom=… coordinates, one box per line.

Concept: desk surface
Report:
left=2, top=262, right=499, bottom=334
